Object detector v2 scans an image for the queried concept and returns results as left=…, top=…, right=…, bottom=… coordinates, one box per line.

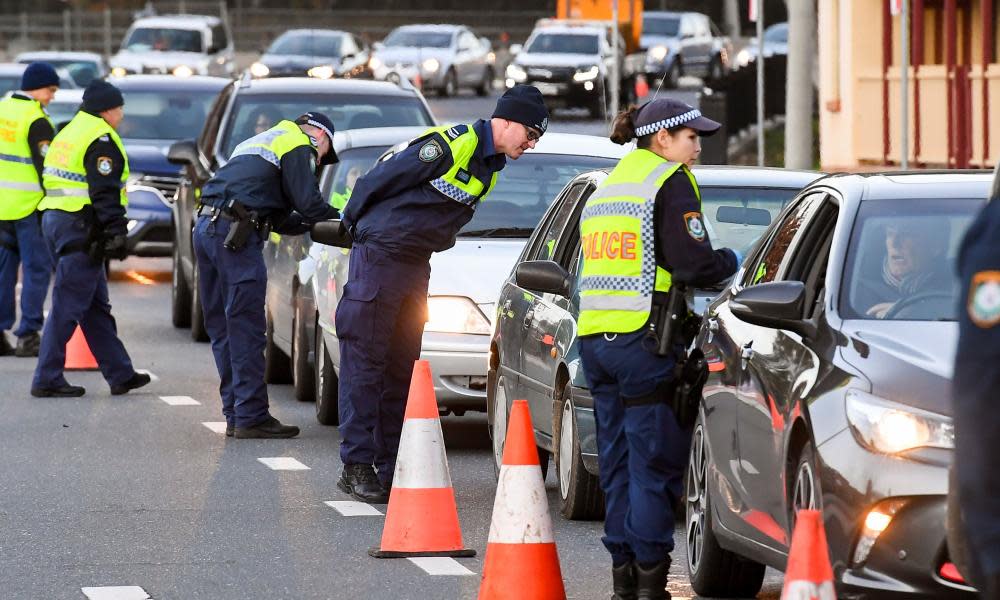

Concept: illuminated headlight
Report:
left=736, top=48, right=753, bottom=67
left=573, top=65, right=599, bottom=82
left=505, top=64, right=527, bottom=82
left=249, top=62, right=270, bottom=77
left=425, top=296, right=491, bottom=335
left=111, top=66, right=128, bottom=78
left=126, top=219, right=139, bottom=232
left=172, top=65, right=194, bottom=77
left=369, top=56, right=383, bottom=71
left=846, top=389, right=954, bottom=454
left=422, top=58, right=440, bottom=72
left=852, top=499, right=908, bottom=565
left=308, top=65, right=335, bottom=79
left=648, top=45, right=668, bottom=61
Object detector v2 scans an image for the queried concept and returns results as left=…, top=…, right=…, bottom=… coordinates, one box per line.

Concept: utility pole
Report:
left=755, top=1, right=765, bottom=166
left=900, top=0, right=910, bottom=169
left=610, top=0, right=620, bottom=119
left=723, top=0, right=740, bottom=39
left=784, top=0, right=817, bottom=169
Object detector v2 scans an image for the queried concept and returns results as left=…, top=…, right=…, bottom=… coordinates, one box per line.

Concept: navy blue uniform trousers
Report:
left=193, top=215, right=271, bottom=429
left=337, top=241, right=430, bottom=484
left=33, top=209, right=134, bottom=389
left=0, top=213, right=52, bottom=336
left=579, top=330, right=688, bottom=565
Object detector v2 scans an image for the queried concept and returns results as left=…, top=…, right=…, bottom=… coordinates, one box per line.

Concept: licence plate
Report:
left=535, top=82, right=562, bottom=96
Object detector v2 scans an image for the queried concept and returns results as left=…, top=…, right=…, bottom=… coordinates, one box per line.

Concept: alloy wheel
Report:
left=686, top=423, right=709, bottom=575
left=558, top=399, right=574, bottom=500
left=792, top=459, right=817, bottom=513
left=491, top=374, right=508, bottom=471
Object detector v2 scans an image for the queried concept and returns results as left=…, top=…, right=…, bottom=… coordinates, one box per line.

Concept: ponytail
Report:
left=610, top=104, right=654, bottom=148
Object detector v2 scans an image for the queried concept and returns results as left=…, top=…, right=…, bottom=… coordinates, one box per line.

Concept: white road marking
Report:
left=407, top=557, right=476, bottom=576
left=257, top=457, right=310, bottom=470
left=202, top=422, right=228, bottom=434
left=160, top=396, right=200, bottom=406
left=81, top=586, right=150, bottom=600
left=324, top=501, right=383, bottom=516
left=136, top=369, right=159, bottom=382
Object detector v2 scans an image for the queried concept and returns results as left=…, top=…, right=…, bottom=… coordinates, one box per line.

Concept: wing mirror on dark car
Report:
left=716, top=206, right=772, bottom=226
left=167, top=140, right=209, bottom=180
left=515, top=260, right=571, bottom=297
left=730, top=280, right=817, bottom=338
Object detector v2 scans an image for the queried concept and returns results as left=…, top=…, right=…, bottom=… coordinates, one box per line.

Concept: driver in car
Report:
left=860, top=221, right=952, bottom=318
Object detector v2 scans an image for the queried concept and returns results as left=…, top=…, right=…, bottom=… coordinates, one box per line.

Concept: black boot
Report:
left=234, top=415, right=300, bottom=439
left=635, top=559, right=671, bottom=600
left=15, top=332, right=40, bottom=357
left=0, top=332, right=13, bottom=356
left=338, top=464, right=389, bottom=503
left=611, top=561, right=637, bottom=600
left=110, top=372, right=151, bottom=395
left=31, top=384, right=86, bottom=397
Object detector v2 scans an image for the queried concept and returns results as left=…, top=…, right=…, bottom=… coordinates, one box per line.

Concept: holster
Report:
left=221, top=199, right=267, bottom=251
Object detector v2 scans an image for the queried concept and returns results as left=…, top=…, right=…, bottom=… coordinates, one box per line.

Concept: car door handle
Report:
left=523, top=307, right=535, bottom=328
left=708, top=318, right=719, bottom=332
left=740, top=343, right=754, bottom=362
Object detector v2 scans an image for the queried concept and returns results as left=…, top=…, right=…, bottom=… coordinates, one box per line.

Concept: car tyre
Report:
left=554, top=383, right=604, bottom=520
left=664, top=60, right=681, bottom=89
left=439, top=69, right=458, bottom=97
left=587, top=83, right=608, bottom=120
left=686, top=414, right=765, bottom=597
left=292, top=298, right=315, bottom=402
left=489, top=372, right=510, bottom=478
left=263, top=310, right=292, bottom=384
left=476, top=67, right=493, bottom=96
left=946, top=464, right=979, bottom=586
left=707, top=56, right=724, bottom=85
left=790, top=444, right=820, bottom=527
left=190, top=258, right=209, bottom=342
left=171, top=240, right=192, bottom=328
left=314, top=322, right=339, bottom=425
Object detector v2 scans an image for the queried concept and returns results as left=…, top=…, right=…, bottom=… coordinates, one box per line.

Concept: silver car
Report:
left=369, top=24, right=494, bottom=97
left=110, top=14, right=235, bottom=78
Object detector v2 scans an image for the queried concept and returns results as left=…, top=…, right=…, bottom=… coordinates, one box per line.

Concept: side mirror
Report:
left=515, top=260, right=571, bottom=297
left=167, top=139, right=209, bottom=180
left=509, top=43, right=523, bottom=55
left=729, top=281, right=816, bottom=338
left=310, top=219, right=353, bottom=248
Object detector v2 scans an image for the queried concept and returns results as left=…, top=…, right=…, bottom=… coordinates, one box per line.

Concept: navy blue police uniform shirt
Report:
left=82, top=113, right=128, bottom=237
left=654, top=167, right=738, bottom=286
left=200, top=138, right=337, bottom=232
left=11, top=93, right=55, bottom=184
left=954, top=199, right=1000, bottom=394
left=343, top=119, right=506, bottom=261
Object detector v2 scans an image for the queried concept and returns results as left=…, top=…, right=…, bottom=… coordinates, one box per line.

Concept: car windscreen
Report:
left=526, top=33, right=600, bottom=55
left=841, top=198, right=983, bottom=321
left=643, top=17, right=680, bottom=37
left=458, top=154, right=616, bottom=238
left=320, top=145, right=387, bottom=207
left=124, top=27, right=203, bottom=53
left=47, top=100, right=81, bottom=130
left=118, top=89, right=220, bottom=141
left=700, top=186, right=802, bottom=256
left=18, top=60, right=99, bottom=86
left=220, top=93, right=433, bottom=159
left=0, top=77, right=21, bottom=96
left=269, top=33, right=343, bottom=57
left=383, top=30, right=452, bottom=48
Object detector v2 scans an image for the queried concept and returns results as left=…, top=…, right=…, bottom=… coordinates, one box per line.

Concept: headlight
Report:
left=126, top=219, right=139, bottom=232
left=736, top=48, right=753, bottom=67
left=369, top=56, right=383, bottom=71
left=308, top=65, right=335, bottom=79
left=505, top=64, right=527, bottom=82
left=110, top=66, right=127, bottom=78
left=648, top=45, right=668, bottom=61
left=573, top=65, right=599, bottom=81
left=846, top=389, right=954, bottom=454
left=425, top=296, right=491, bottom=335
left=422, top=58, right=440, bottom=72
left=249, top=62, right=270, bottom=77
left=172, top=65, right=194, bottom=77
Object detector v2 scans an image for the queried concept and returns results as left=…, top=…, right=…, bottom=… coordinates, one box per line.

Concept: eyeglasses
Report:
left=524, top=125, right=541, bottom=142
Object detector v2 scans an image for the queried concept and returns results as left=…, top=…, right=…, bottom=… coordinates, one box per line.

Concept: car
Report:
left=45, top=88, right=84, bottom=131
left=166, top=77, right=436, bottom=342
left=488, top=166, right=821, bottom=518
left=249, top=29, right=371, bottom=80
left=14, top=51, right=109, bottom=86
left=370, top=24, right=494, bottom=97
left=268, top=131, right=628, bottom=424
left=110, top=14, right=235, bottom=78
left=684, top=171, right=987, bottom=598
left=735, top=22, right=788, bottom=68
left=641, top=11, right=732, bottom=88
left=0, top=63, right=78, bottom=96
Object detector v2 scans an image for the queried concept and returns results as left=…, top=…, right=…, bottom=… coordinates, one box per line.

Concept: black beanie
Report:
left=492, top=85, right=549, bottom=136
left=20, top=62, right=60, bottom=91
left=82, top=80, right=125, bottom=113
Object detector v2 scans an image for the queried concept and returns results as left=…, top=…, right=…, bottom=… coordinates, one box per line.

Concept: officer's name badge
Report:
left=96, top=156, right=113, bottom=175
left=969, top=270, right=1000, bottom=328
left=419, top=139, right=443, bottom=162
left=684, top=211, right=706, bottom=241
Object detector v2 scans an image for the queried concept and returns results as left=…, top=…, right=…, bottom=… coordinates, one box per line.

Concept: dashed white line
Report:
left=257, top=457, right=310, bottom=470
left=160, top=396, right=200, bottom=406
left=81, top=586, right=150, bottom=600
left=202, top=422, right=228, bottom=434
left=407, top=557, right=476, bottom=576
left=324, top=500, right=383, bottom=516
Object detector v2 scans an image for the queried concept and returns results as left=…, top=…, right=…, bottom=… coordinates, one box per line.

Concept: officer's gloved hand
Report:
left=103, top=234, right=128, bottom=261
left=271, top=213, right=311, bottom=236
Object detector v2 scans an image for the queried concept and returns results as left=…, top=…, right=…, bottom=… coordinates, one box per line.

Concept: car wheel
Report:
left=686, top=415, right=766, bottom=597
left=554, top=383, right=604, bottom=520
left=587, top=83, right=608, bottom=119
left=490, top=372, right=510, bottom=478
left=292, top=298, right=315, bottom=402
left=439, top=69, right=458, bottom=97
left=263, top=310, right=292, bottom=384
left=190, top=258, right=209, bottom=342
left=476, top=67, right=493, bottom=96
left=790, top=444, right=820, bottom=530
left=664, top=60, right=681, bottom=89
left=947, top=464, right=980, bottom=586
left=171, top=240, right=192, bottom=328
left=314, top=322, right=339, bottom=425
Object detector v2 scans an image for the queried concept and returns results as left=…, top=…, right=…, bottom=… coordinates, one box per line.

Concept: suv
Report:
left=110, top=14, right=235, bottom=77
left=166, top=76, right=435, bottom=341
left=641, top=11, right=731, bottom=88
left=370, top=24, right=494, bottom=96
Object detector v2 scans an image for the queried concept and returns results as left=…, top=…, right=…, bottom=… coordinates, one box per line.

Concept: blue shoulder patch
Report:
left=444, top=124, right=469, bottom=141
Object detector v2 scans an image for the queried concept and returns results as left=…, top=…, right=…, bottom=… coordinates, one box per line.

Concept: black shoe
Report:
left=635, top=559, right=671, bottom=600
left=226, top=423, right=234, bottom=437
left=233, top=415, right=299, bottom=439
left=14, top=332, right=40, bottom=357
left=0, top=332, right=13, bottom=356
left=337, top=464, right=389, bottom=503
left=110, top=372, right=152, bottom=396
left=31, top=384, right=86, bottom=398
left=612, top=561, right=638, bottom=600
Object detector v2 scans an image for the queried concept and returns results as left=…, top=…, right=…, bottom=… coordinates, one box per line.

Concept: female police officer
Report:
left=577, top=99, right=740, bottom=599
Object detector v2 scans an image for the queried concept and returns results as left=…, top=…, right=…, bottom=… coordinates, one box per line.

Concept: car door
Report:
left=456, top=31, right=479, bottom=85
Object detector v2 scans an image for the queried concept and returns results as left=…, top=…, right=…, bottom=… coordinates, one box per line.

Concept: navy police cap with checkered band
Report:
left=634, top=98, right=721, bottom=138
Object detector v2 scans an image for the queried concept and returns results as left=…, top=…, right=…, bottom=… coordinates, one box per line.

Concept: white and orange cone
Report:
left=369, top=360, right=474, bottom=558
left=478, top=399, right=565, bottom=600
left=781, top=509, right=836, bottom=600
left=65, top=325, right=98, bottom=371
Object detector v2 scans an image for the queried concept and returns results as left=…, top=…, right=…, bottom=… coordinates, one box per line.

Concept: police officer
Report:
left=336, top=85, right=549, bottom=503
left=952, top=170, right=1000, bottom=599
left=31, top=80, right=150, bottom=398
left=195, top=112, right=339, bottom=439
left=577, top=99, right=740, bottom=599
left=0, top=62, right=58, bottom=357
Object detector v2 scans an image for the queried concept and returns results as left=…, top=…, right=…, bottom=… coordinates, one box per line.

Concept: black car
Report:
left=166, top=76, right=435, bottom=341
left=488, top=166, right=820, bottom=519
left=250, top=29, right=371, bottom=80
left=685, top=171, right=986, bottom=598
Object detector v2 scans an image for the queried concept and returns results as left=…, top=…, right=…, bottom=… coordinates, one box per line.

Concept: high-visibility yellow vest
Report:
left=577, top=148, right=700, bottom=336
left=0, top=96, right=52, bottom=219
left=418, top=124, right=498, bottom=207
left=38, top=111, right=129, bottom=213
left=230, top=119, right=315, bottom=168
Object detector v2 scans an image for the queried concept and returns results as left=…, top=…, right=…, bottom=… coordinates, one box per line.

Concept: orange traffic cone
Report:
left=478, top=399, right=565, bottom=600
left=65, top=325, right=98, bottom=371
left=634, top=73, right=650, bottom=99
left=369, top=360, right=474, bottom=558
left=781, top=509, right=836, bottom=600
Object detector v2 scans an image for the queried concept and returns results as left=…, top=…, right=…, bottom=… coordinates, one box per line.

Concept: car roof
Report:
left=643, top=11, right=686, bottom=18
left=812, top=170, right=993, bottom=203
left=110, top=74, right=230, bottom=91
left=50, top=88, right=84, bottom=103
left=578, top=164, right=823, bottom=187
left=235, top=76, right=421, bottom=97
left=15, top=51, right=102, bottom=62
left=532, top=25, right=604, bottom=36
left=332, top=126, right=428, bottom=152
left=392, top=24, right=463, bottom=33
left=332, top=129, right=631, bottom=159
left=276, top=29, right=348, bottom=38
left=129, top=15, right=221, bottom=29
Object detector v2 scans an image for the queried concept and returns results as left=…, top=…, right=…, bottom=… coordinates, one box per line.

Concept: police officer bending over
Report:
left=31, top=80, right=150, bottom=397
left=577, top=99, right=739, bottom=599
left=0, top=62, right=58, bottom=357
left=336, top=85, right=549, bottom=503
left=196, top=112, right=339, bottom=439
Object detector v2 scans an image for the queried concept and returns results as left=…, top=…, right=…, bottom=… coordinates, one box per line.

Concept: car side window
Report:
left=210, top=25, right=228, bottom=52
left=742, top=192, right=825, bottom=287
left=198, top=83, right=233, bottom=158
left=533, top=183, right=589, bottom=262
